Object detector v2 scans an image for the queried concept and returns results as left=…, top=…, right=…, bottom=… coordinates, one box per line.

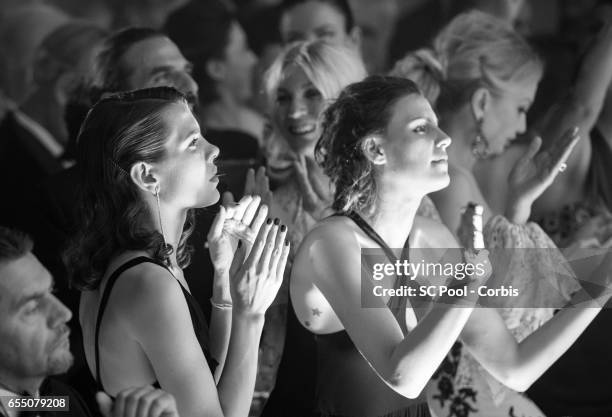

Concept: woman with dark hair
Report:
left=66, top=87, right=290, bottom=417
left=290, top=75, right=612, bottom=417
left=165, top=1, right=264, bottom=160
left=290, top=75, right=486, bottom=417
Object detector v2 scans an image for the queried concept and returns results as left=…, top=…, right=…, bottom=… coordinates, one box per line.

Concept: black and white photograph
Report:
left=1, top=1, right=612, bottom=416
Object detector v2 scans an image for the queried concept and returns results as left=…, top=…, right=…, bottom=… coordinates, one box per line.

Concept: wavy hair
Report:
left=264, top=40, right=366, bottom=169
left=65, top=87, right=195, bottom=291
left=390, top=10, right=543, bottom=113
left=265, top=39, right=366, bottom=107
left=315, top=75, right=421, bottom=216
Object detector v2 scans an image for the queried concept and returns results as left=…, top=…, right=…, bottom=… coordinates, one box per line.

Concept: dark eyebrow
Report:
left=182, top=128, right=200, bottom=142
left=148, top=65, right=175, bottom=77
left=13, top=291, right=46, bottom=311
left=314, top=24, right=337, bottom=32
left=286, top=31, right=305, bottom=41
left=14, top=277, right=54, bottom=309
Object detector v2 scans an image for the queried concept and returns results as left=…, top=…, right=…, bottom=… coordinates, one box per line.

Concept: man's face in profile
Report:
left=119, top=35, right=199, bottom=107
left=0, top=253, right=73, bottom=383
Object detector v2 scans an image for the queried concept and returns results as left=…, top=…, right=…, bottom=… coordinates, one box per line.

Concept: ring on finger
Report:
left=558, top=163, right=567, bottom=173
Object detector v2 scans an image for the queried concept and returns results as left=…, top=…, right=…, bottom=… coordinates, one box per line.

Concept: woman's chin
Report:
left=196, top=189, right=221, bottom=208
left=429, top=174, right=451, bottom=192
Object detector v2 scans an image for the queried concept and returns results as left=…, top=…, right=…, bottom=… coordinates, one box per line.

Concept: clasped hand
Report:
left=207, top=194, right=290, bottom=315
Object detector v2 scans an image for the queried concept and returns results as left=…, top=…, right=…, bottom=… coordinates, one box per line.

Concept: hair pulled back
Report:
left=66, top=87, right=195, bottom=290
left=390, top=10, right=543, bottom=113
left=315, top=75, right=421, bottom=216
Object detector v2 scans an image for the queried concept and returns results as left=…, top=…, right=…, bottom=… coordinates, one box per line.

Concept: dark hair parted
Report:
left=0, top=226, right=33, bottom=265
left=65, top=87, right=195, bottom=291
left=315, top=75, right=421, bottom=216
left=281, top=0, right=355, bottom=33
left=93, top=27, right=163, bottom=94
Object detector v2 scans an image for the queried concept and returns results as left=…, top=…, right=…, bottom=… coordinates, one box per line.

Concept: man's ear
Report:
left=348, top=26, right=362, bottom=50
left=470, top=87, right=491, bottom=122
left=362, top=136, right=386, bottom=165
left=54, top=72, right=76, bottom=107
left=129, top=161, right=159, bottom=195
left=206, top=58, right=226, bottom=82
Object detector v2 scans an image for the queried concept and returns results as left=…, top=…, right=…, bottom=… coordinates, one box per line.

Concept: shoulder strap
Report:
left=345, top=211, right=409, bottom=263
left=340, top=211, right=413, bottom=333
left=94, top=256, right=168, bottom=392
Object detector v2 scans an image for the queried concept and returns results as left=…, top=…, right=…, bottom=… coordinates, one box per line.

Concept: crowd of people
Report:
left=2, top=1, right=612, bottom=417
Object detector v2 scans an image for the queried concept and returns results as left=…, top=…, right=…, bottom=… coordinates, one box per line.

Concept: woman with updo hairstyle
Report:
left=290, top=74, right=486, bottom=417
left=290, top=74, right=612, bottom=417
left=66, top=86, right=290, bottom=417
left=390, top=10, right=611, bottom=416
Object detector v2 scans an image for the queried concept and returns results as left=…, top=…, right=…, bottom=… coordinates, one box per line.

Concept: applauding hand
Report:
left=97, top=387, right=178, bottom=417
left=229, top=216, right=290, bottom=316
left=506, top=127, right=580, bottom=223
left=291, top=153, right=332, bottom=213
left=207, top=195, right=268, bottom=275
left=243, top=166, right=273, bottom=206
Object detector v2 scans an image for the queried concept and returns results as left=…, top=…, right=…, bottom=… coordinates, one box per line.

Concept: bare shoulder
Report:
left=293, top=216, right=362, bottom=282
left=106, top=260, right=186, bottom=329
left=300, top=216, right=360, bottom=255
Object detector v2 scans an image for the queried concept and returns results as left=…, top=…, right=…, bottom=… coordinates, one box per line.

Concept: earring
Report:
left=154, top=185, right=168, bottom=249
left=471, top=118, right=491, bottom=159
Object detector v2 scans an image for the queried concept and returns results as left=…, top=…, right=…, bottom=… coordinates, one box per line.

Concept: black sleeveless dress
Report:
left=91, top=256, right=218, bottom=394
left=313, top=212, right=431, bottom=417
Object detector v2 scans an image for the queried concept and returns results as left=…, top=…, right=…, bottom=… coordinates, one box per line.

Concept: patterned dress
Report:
left=425, top=216, right=580, bottom=417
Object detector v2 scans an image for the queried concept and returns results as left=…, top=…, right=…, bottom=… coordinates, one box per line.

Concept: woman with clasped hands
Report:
left=66, top=87, right=290, bottom=417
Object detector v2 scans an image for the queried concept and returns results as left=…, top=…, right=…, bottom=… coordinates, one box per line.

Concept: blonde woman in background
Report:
left=391, top=10, right=610, bottom=416
left=258, top=40, right=367, bottom=415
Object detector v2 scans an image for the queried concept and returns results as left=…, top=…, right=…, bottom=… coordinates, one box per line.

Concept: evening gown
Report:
left=312, top=211, right=431, bottom=417
left=262, top=197, right=442, bottom=417
left=90, top=256, right=217, bottom=394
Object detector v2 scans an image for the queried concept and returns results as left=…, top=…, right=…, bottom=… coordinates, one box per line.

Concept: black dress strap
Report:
left=344, top=211, right=409, bottom=263
left=338, top=211, right=412, bottom=333
left=94, top=256, right=167, bottom=392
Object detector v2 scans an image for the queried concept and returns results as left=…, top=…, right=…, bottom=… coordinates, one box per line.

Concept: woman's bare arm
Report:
left=292, top=224, right=482, bottom=399
left=540, top=22, right=612, bottom=153
left=462, top=253, right=612, bottom=392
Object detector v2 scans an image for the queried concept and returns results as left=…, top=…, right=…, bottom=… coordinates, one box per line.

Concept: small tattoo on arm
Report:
left=312, top=308, right=321, bottom=316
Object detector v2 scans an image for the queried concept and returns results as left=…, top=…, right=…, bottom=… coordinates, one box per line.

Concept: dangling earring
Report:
left=471, top=118, right=490, bottom=159
left=154, top=185, right=168, bottom=249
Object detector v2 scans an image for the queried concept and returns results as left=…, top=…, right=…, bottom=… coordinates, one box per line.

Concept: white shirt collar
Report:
left=0, top=386, right=40, bottom=417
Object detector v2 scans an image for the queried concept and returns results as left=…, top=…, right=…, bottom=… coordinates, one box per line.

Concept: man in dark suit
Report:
left=0, top=226, right=178, bottom=417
